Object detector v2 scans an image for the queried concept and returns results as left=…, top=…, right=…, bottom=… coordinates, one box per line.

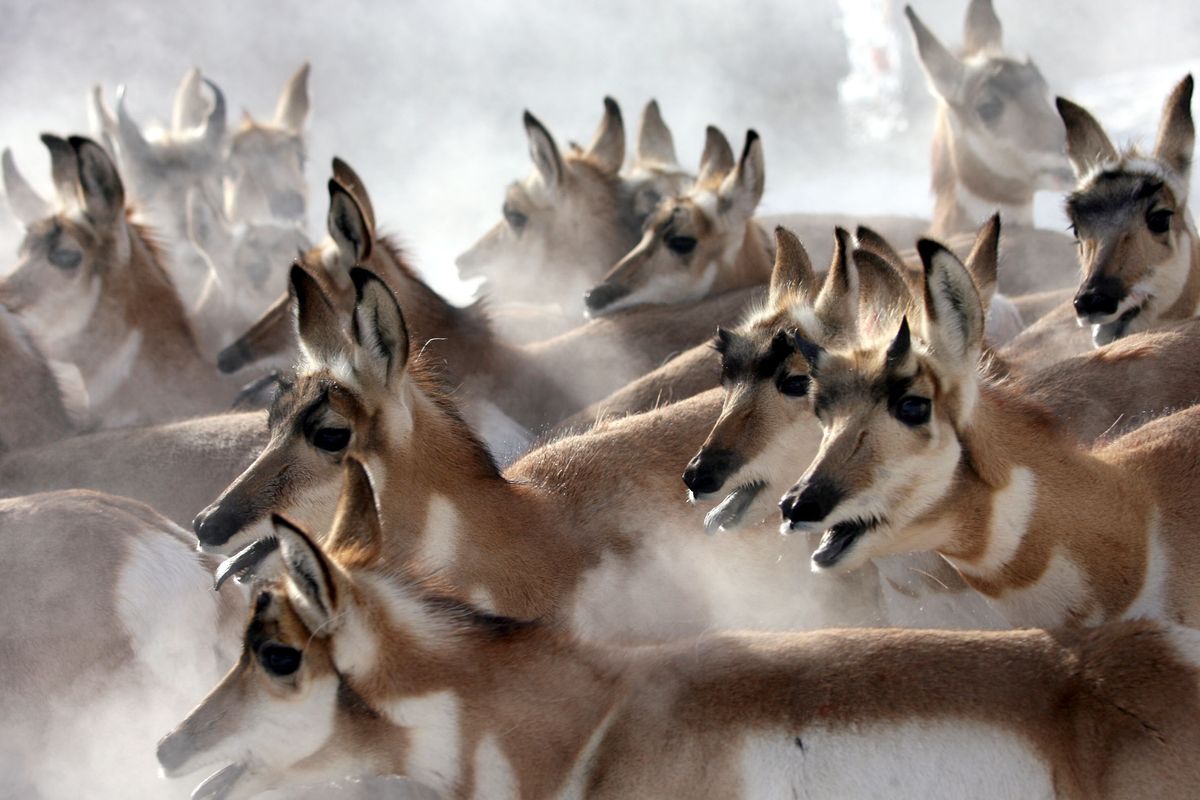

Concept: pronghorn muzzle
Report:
left=779, top=478, right=844, bottom=526
left=584, top=281, right=629, bottom=314
left=682, top=448, right=742, bottom=498
left=1073, top=273, right=1126, bottom=321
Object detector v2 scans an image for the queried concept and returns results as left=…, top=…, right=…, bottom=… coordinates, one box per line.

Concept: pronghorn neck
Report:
left=369, top=379, right=575, bottom=618
left=710, top=219, right=773, bottom=295
left=335, top=579, right=626, bottom=797
left=926, top=382, right=1156, bottom=627
left=929, top=107, right=1035, bottom=237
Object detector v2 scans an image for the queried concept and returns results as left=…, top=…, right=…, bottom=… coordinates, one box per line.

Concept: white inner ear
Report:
left=283, top=545, right=335, bottom=634
left=926, top=252, right=981, bottom=361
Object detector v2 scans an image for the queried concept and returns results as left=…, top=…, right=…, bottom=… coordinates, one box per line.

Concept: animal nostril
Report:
left=1073, top=290, right=1120, bottom=317
left=683, top=451, right=737, bottom=496
left=193, top=504, right=240, bottom=546
left=781, top=480, right=843, bottom=523
left=217, top=341, right=250, bottom=374
left=584, top=283, right=628, bottom=313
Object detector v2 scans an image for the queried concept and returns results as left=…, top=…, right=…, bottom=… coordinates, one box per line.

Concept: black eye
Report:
left=895, top=396, right=932, bottom=426
left=311, top=427, right=351, bottom=452
left=503, top=205, right=528, bottom=231
left=665, top=236, right=697, bottom=255
left=49, top=247, right=82, bottom=271
left=976, top=97, right=1003, bottom=124
left=776, top=374, right=810, bottom=397
left=259, top=643, right=302, bottom=677
left=1147, top=209, right=1173, bottom=235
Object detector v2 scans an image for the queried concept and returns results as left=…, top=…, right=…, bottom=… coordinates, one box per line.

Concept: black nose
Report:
left=779, top=479, right=844, bottom=524
left=1073, top=288, right=1120, bottom=318
left=683, top=450, right=740, bottom=496
left=217, top=340, right=251, bottom=374
left=584, top=283, right=628, bottom=313
left=193, top=502, right=246, bottom=547
left=269, top=190, right=306, bottom=219
left=156, top=731, right=190, bottom=773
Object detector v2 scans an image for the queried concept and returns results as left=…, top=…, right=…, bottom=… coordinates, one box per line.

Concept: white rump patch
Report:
left=740, top=719, right=1053, bottom=800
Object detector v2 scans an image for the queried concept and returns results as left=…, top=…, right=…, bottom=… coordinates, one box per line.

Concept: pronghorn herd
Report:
left=5, top=2, right=1200, bottom=798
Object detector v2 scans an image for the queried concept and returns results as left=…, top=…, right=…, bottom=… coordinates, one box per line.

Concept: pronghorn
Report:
left=0, top=302, right=78, bottom=452
left=89, top=71, right=227, bottom=245
left=583, top=128, right=770, bottom=315
left=215, top=159, right=760, bottom=433
left=195, top=254, right=994, bottom=636
left=0, top=136, right=237, bottom=426
left=1057, top=74, right=1198, bottom=346
left=905, top=0, right=1072, bottom=238
left=456, top=97, right=692, bottom=313
left=782, top=237, right=1200, bottom=629
left=0, top=411, right=268, bottom=528
left=0, top=490, right=243, bottom=796
left=223, top=63, right=311, bottom=226
left=160, top=501, right=1200, bottom=800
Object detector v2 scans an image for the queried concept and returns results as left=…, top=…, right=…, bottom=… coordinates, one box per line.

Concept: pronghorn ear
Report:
left=1057, top=96, right=1118, bottom=178
left=199, top=79, right=227, bottom=151
left=274, top=62, right=311, bottom=134
left=718, top=130, right=765, bottom=217
left=917, top=239, right=984, bottom=366
left=885, top=316, right=918, bottom=376
left=2, top=149, right=50, bottom=225
left=114, top=86, right=154, bottom=167
left=963, top=213, right=1001, bottom=313
left=905, top=5, right=966, bottom=103
left=327, top=178, right=373, bottom=264
left=768, top=225, right=817, bottom=307
left=69, top=136, right=124, bottom=226
left=962, top=0, right=1003, bottom=55
left=524, top=111, right=563, bottom=188
left=290, top=263, right=346, bottom=367
left=186, top=188, right=230, bottom=258
left=325, top=457, right=383, bottom=568
left=696, top=125, right=735, bottom=187
left=585, top=96, right=625, bottom=175
left=41, top=134, right=79, bottom=202
left=815, top=227, right=860, bottom=336
left=171, top=67, right=208, bottom=132
left=272, top=515, right=339, bottom=636
left=855, top=225, right=921, bottom=297
left=350, top=267, right=410, bottom=384
left=636, top=99, right=678, bottom=166
left=853, top=249, right=915, bottom=317
left=1153, top=74, right=1194, bottom=181
left=88, top=85, right=118, bottom=145
left=331, top=157, right=378, bottom=236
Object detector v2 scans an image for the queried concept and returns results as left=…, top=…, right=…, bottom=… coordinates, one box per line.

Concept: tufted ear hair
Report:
left=917, top=238, right=984, bottom=369
left=69, top=136, right=125, bottom=227
left=272, top=515, right=339, bottom=635
left=290, top=262, right=347, bottom=369
left=327, top=178, right=374, bottom=265
left=350, top=267, right=410, bottom=385
left=814, top=227, right=860, bottom=337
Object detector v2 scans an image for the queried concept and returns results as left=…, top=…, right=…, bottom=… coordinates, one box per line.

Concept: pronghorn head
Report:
left=906, top=0, right=1070, bottom=221
left=1059, top=75, right=1196, bottom=345
left=583, top=128, right=765, bottom=316
left=185, top=187, right=311, bottom=305
left=1, top=135, right=137, bottom=350
left=683, top=226, right=913, bottom=534
left=455, top=98, right=651, bottom=306
left=224, top=63, right=311, bottom=226
left=216, top=158, right=399, bottom=374
left=91, top=74, right=227, bottom=236
left=780, top=238, right=987, bottom=574
left=164, top=459, right=518, bottom=797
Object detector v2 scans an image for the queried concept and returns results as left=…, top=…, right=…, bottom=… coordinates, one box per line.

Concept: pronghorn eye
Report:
left=975, top=96, right=1003, bottom=125
left=503, top=205, right=528, bottom=232
left=665, top=236, right=697, bottom=255
left=1147, top=209, right=1173, bottom=235
left=48, top=247, right=82, bottom=271
left=259, top=644, right=302, bottom=677
left=311, top=427, right=351, bottom=452
left=776, top=374, right=811, bottom=397
left=895, top=396, right=932, bottom=426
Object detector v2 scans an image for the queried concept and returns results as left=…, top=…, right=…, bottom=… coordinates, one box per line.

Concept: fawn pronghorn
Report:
left=905, top=0, right=1072, bottom=238
left=584, top=128, right=770, bottom=315
left=162, top=491, right=1200, bottom=800
left=0, top=135, right=239, bottom=426
left=782, top=237, right=1200, bottom=628
left=215, top=158, right=760, bottom=433
left=1, top=490, right=243, bottom=795
left=1058, top=74, right=1199, bottom=346
left=0, top=302, right=77, bottom=452
left=0, top=410, right=268, bottom=528
left=456, top=97, right=692, bottom=312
